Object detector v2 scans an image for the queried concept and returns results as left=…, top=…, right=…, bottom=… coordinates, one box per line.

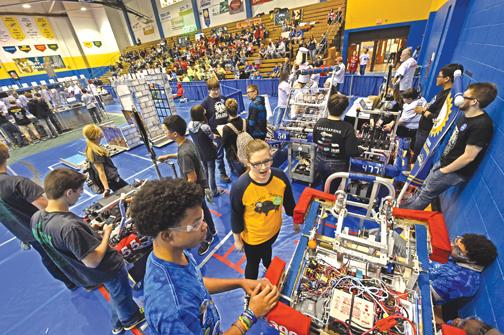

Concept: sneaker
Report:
left=198, top=236, right=214, bottom=256
left=220, top=174, right=231, bottom=183
left=111, top=326, right=124, bottom=334
left=123, top=310, right=146, bottom=331
left=205, top=188, right=214, bottom=204
left=213, top=188, right=226, bottom=197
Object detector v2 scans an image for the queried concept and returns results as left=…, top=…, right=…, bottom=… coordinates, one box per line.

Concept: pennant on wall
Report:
left=18, top=45, right=31, bottom=53
left=2, top=17, right=26, bottom=41
left=47, top=43, right=58, bottom=51
left=83, top=41, right=93, bottom=48
left=93, top=41, right=102, bottom=48
left=34, top=44, right=46, bottom=52
left=34, top=17, right=55, bottom=39
left=3, top=46, right=17, bottom=54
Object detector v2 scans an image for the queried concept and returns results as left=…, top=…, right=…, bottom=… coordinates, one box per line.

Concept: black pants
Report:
left=88, top=107, right=102, bottom=124
left=48, top=114, right=64, bottom=133
left=202, top=199, right=216, bottom=241
left=109, top=177, right=128, bottom=192
left=243, top=233, right=278, bottom=280
left=396, top=126, right=417, bottom=153
left=413, top=128, right=429, bottom=162
left=314, top=154, right=347, bottom=194
left=30, top=241, right=75, bottom=288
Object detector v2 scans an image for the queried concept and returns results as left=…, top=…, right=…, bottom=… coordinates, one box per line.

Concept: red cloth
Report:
left=266, top=302, right=311, bottom=335
left=393, top=208, right=451, bottom=263
left=264, top=256, right=286, bottom=287
left=441, top=324, right=467, bottom=335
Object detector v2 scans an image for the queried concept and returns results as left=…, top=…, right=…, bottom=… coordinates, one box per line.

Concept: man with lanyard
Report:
left=403, top=82, right=497, bottom=210
left=393, top=47, right=417, bottom=92
left=201, top=78, right=232, bottom=183
left=31, top=168, right=144, bottom=334
left=0, top=143, right=75, bottom=289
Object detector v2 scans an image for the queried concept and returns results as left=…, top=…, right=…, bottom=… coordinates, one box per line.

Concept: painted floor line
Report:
left=198, top=230, right=232, bottom=269
left=123, top=152, right=153, bottom=162
left=7, top=166, right=18, bottom=175
left=125, top=164, right=155, bottom=181
left=0, top=236, right=16, bottom=248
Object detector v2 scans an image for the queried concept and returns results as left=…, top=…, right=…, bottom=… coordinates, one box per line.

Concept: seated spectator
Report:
left=430, top=234, right=497, bottom=305
left=174, top=82, right=184, bottom=100
left=250, top=71, right=262, bottom=80
left=276, top=40, right=286, bottom=57
left=271, top=63, right=281, bottom=78
left=327, top=9, right=337, bottom=24
left=267, top=42, right=277, bottom=59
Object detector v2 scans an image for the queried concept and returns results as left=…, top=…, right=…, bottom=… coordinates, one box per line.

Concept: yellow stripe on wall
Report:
left=0, top=52, right=120, bottom=80
left=345, top=0, right=431, bottom=30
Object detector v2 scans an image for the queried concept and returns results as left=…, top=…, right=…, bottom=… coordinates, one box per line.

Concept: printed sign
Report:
left=13, top=55, right=65, bottom=74
left=18, top=45, right=31, bottom=53
left=83, top=41, right=93, bottom=48
left=34, top=44, right=47, bottom=52
left=3, top=46, right=16, bottom=54
left=34, top=17, right=55, bottom=39
left=93, top=41, right=102, bottom=47
left=47, top=43, right=58, bottom=51
left=2, top=17, right=26, bottom=41
left=229, top=0, right=243, bottom=14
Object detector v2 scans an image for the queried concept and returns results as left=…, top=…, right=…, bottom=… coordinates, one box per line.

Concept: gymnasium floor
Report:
left=0, top=97, right=305, bottom=335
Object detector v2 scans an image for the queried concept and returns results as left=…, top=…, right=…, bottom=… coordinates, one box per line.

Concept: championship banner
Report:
left=2, top=17, right=26, bottom=41
left=34, top=44, right=46, bottom=52
left=229, top=0, right=243, bottom=14
left=34, top=17, right=55, bottom=39
left=47, top=43, right=58, bottom=51
left=19, top=17, right=40, bottom=39
left=93, top=41, right=102, bottom=48
left=18, top=45, right=31, bottom=53
left=83, top=41, right=93, bottom=48
left=3, top=46, right=16, bottom=54
left=396, top=70, right=464, bottom=203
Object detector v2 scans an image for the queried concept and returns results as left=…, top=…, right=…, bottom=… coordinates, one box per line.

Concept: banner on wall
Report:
left=19, top=17, right=40, bottom=40
left=143, top=25, right=155, bottom=35
left=3, top=46, right=16, bottom=54
left=13, top=55, right=65, bottom=74
left=200, top=0, right=211, bottom=8
left=219, top=0, right=229, bottom=14
left=83, top=41, right=93, bottom=48
left=236, top=18, right=261, bottom=29
left=160, top=0, right=183, bottom=8
left=47, top=43, right=58, bottom=51
left=93, top=41, right=102, bottom=47
left=228, top=0, right=243, bottom=14
left=171, top=17, right=184, bottom=30
left=34, top=17, right=55, bottom=39
left=34, top=44, right=46, bottom=52
left=18, top=45, right=31, bottom=53
left=202, top=8, right=211, bottom=27
left=160, top=11, right=172, bottom=22
left=2, top=17, right=26, bottom=41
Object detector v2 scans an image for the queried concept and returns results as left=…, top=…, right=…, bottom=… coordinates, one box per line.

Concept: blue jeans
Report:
left=103, top=265, right=140, bottom=328
left=203, top=160, right=217, bottom=195
left=214, top=137, right=227, bottom=176
left=1, top=122, right=24, bottom=146
left=413, top=128, right=429, bottom=162
left=315, top=154, right=347, bottom=194
left=274, top=107, right=286, bottom=127
left=359, top=64, right=366, bottom=75
left=401, top=162, right=466, bottom=210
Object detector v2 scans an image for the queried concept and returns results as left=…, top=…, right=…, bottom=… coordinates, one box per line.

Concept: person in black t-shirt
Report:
left=0, top=106, right=24, bottom=147
left=402, top=82, right=497, bottom=210
left=0, top=143, right=75, bottom=289
left=8, top=100, right=41, bottom=143
left=313, top=94, right=359, bottom=193
left=158, top=115, right=217, bottom=256
left=201, top=78, right=231, bottom=183
left=83, top=124, right=128, bottom=197
left=222, top=98, right=247, bottom=176
left=412, top=64, right=463, bottom=161
left=31, top=169, right=144, bottom=334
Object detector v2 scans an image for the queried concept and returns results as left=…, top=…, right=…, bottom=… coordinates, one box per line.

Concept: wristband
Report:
left=233, top=321, right=246, bottom=334
left=243, top=308, right=257, bottom=323
left=238, top=317, right=250, bottom=331
left=239, top=316, right=252, bottom=329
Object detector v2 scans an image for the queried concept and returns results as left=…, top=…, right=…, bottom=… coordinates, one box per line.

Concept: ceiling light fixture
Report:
left=22, top=4, right=32, bottom=8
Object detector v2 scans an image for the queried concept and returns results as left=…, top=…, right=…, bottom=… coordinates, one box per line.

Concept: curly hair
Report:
left=462, top=233, right=498, bottom=267
left=130, top=179, right=203, bottom=237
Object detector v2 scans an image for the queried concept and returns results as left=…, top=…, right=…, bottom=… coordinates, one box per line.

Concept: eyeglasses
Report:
left=168, top=211, right=205, bottom=233
left=250, top=158, right=273, bottom=168
left=246, top=90, right=256, bottom=94
left=463, top=95, right=478, bottom=102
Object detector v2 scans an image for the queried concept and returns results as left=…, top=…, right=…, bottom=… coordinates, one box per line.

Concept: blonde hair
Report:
left=83, top=124, right=107, bottom=162
left=245, top=139, right=270, bottom=161
left=225, top=98, right=238, bottom=115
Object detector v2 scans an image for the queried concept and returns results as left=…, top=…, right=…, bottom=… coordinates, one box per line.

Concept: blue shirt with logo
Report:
left=144, top=251, right=221, bottom=334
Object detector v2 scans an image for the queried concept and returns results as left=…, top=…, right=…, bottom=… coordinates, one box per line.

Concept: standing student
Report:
left=246, top=84, right=267, bottom=140
left=402, top=82, right=497, bottom=210
left=222, top=98, right=247, bottom=176
left=276, top=71, right=291, bottom=126
left=31, top=168, right=144, bottom=335
left=412, top=64, right=461, bottom=161
left=28, top=93, right=59, bottom=138
left=0, top=143, right=75, bottom=290
left=81, top=88, right=102, bottom=124
left=359, top=49, right=370, bottom=75
left=0, top=105, right=24, bottom=147
left=83, top=124, right=128, bottom=196
left=188, top=104, right=223, bottom=198
left=8, top=99, right=41, bottom=143
left=231, top=140, right=298, bottom=280
left=348, top=50, right=359, bottom=74
left=201, top=78, right=231, bottom=183
left=130, top=178, right=279, bottom=335
left=158, top=115, right=217, bottom=255
left=313, top=94, right=359, bottom=193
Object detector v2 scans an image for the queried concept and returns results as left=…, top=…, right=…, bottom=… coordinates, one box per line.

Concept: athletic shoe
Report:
left=123, top=310, right=146, bottom=331
left=198, top=236, right=214, bottom=255
left=205, top=188, right=214, bottom=204
left=220, top=174, right=231, bottom=183
left=213, top=188, right=226, bottom=197
left=111, top=326, right=124, bottom=334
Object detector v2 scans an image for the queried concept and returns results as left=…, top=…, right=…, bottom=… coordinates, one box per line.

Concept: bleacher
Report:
left=108, top=0, right=345, bottom=81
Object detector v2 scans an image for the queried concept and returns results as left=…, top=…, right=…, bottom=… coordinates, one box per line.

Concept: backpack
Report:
left=82, top=160, right=104, bottom=194
left=226, top=119, right=254, bottom=163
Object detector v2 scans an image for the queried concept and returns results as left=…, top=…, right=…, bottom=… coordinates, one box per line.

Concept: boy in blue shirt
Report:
left=130, top=179, right=279, bottom=334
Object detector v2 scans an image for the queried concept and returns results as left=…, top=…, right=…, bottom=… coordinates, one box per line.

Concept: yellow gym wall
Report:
left=345, top=0, right=434, bottom=29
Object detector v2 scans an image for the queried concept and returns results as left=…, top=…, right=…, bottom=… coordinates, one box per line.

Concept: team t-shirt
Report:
left=313, top=118, right=359, bottom=160
left=231, top=168, right=295, bottom=245
left=201, top=96, right=229, bottom=131
left=440, top=112, right=493, bottom=177
left=144, top=251, right=221, bottom=335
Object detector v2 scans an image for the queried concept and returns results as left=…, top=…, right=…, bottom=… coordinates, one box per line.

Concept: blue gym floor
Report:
left=0, top=97, right=308, bottom=335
